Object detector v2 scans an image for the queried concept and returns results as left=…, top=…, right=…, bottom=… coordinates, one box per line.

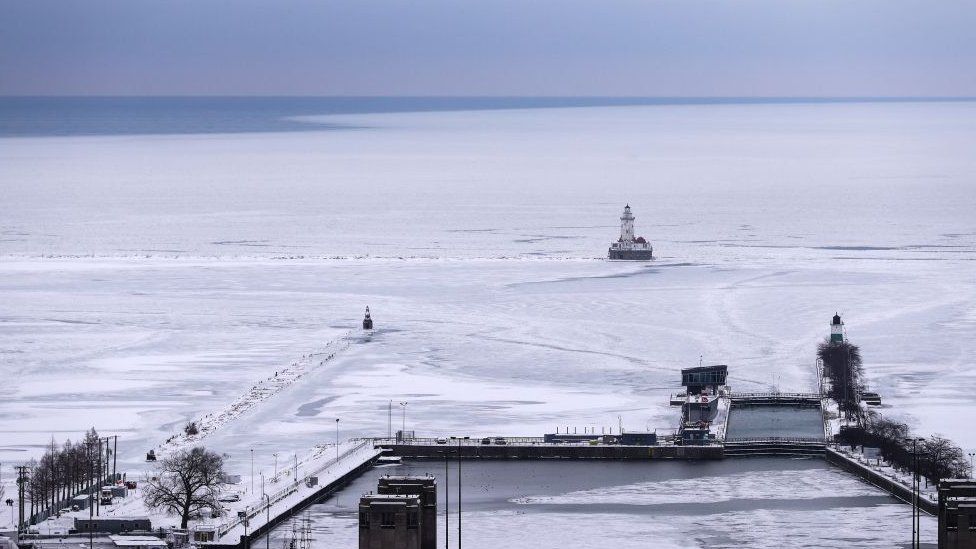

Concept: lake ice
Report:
left=1, top=100, right=973, bottom=544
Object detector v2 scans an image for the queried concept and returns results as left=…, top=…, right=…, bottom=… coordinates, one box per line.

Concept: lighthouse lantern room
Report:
left=830, top=313, right=844, bottom=343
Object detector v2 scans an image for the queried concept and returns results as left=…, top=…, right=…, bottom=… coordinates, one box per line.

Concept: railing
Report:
left=373, top=436, right=549, bottom=445
left=215, top=440, right=374, bottom=539
left=731, top=392, right=821, bottom=400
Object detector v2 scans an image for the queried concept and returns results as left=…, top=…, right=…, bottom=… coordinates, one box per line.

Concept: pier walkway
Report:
left=202, top=440, right=383, bottom=549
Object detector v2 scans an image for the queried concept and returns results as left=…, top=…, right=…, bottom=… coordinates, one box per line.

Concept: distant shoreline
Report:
left=2, top=95, right=974, bottom=138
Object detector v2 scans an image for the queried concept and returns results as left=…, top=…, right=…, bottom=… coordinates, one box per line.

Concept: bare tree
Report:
left=920, top=436, right=968, bottom=484
left=143, top=447, right=225, bottom=528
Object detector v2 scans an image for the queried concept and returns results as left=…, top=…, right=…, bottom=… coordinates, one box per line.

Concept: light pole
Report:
left=250, top=449, right=255, bottom=494
left=911, top=437, right=925, bottom=549
left=969, top=452, right=975, bottom=479
left=263, top=494, right=271, bottom=549
left=335, top=418, right=340, bottom=462
left=399, top=402, right=408, bottom=440
left=457, top=438, right=462, bottom=549
left=440, top=450, right=449, bottom=549
left=273, top=453, right=279, bottom=478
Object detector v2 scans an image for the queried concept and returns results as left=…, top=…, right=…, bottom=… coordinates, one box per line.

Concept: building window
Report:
left=407, top=512, right=418, bottom=529
left=380, top=512, right=396, bottom=528
left=359, top=511, right=369, bottom=528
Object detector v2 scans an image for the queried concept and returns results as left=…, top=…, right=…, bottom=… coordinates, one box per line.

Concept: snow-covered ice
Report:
left=1, top=100, right=974, bottom=541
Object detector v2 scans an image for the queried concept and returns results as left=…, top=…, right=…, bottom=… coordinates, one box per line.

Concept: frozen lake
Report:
left=0, top=99, right=973, bottom=539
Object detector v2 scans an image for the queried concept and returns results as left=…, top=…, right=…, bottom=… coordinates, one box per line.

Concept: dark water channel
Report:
left=726, top=405, right=825, bottom=439
left=257, top=457, right=933, bottom=548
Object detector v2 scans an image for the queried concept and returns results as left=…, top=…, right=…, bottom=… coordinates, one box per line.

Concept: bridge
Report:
left=723, top=437, right=827, bottom=457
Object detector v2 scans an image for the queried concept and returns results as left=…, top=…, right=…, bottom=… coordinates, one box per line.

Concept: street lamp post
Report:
left=399, top=402, right=408, bottom=440
left=335, top=418, right=340, bottom=462
left=273, top=453, right=279, bottom=478
left=457, top=438, right=462, bottom=549
left=264, top=494, right=271, bottom=549
left=969, top=452, right=975, bottom=479
left=910, top=437, right=925, bottom=549
left=250, top=449, right=255, bottom=495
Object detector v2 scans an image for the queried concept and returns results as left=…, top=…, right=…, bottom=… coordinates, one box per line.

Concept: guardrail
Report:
left=215, top=440, right=373, bottom=539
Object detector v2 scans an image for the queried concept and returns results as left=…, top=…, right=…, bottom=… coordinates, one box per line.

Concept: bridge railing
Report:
left=730, top=392, right=821, bottom=400
left=214, top=440, right=374, bottom=540
left=725, top=437, right=826, bottom=444
left=370, top=436, right=549, bottom=445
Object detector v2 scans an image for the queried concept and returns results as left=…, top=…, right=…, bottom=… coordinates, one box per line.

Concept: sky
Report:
left=1, top=0, right=975, bottom=97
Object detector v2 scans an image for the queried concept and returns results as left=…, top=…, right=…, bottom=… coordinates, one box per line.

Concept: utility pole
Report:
left=86, top=441, right=94, bottom=549
left=251, top=449, right=255, bottom=495
left=15, top=465, right=29, bottom=535
left=95, top=438, right=102, bottom=516
left=457, top=438, right=461, bottom=549
left=264, top=494, right=271, bottom=549
left=443, top=451, right=449, bottom=549
left=113, top=436, right=118, bottom=482
left=335, top=418, right=340, bottom=462
left=388, top=400, right=392, bottom=439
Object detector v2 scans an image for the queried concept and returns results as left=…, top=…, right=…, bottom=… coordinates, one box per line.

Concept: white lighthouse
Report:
left=830, top=313, right=844, bottom=343
left=608, top=204, right=653, bottom=260
left=620, top=205, right=635, bottom=242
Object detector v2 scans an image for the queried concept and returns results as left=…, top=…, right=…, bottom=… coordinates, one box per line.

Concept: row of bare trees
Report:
left=821, top=337, right=969, bottom=484
left=22, top=428, right=113, bottom=520
left=837, top=412, right=969, bottom=484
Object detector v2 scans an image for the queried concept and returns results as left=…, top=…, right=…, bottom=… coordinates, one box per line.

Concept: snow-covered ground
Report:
left=1, top=100, right=974, bottom=542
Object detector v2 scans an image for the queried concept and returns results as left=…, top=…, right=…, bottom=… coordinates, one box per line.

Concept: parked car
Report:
left=480, top=437, right=491, bottom=445
left=493, top=437, right=508, bottom=445
left=218, top=493, right=241, bottom=503
left=435, top=438, right=448, bottom=444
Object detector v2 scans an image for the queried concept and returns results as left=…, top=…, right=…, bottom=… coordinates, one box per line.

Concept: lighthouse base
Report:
left=608, top=248, right=654, bottom=261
